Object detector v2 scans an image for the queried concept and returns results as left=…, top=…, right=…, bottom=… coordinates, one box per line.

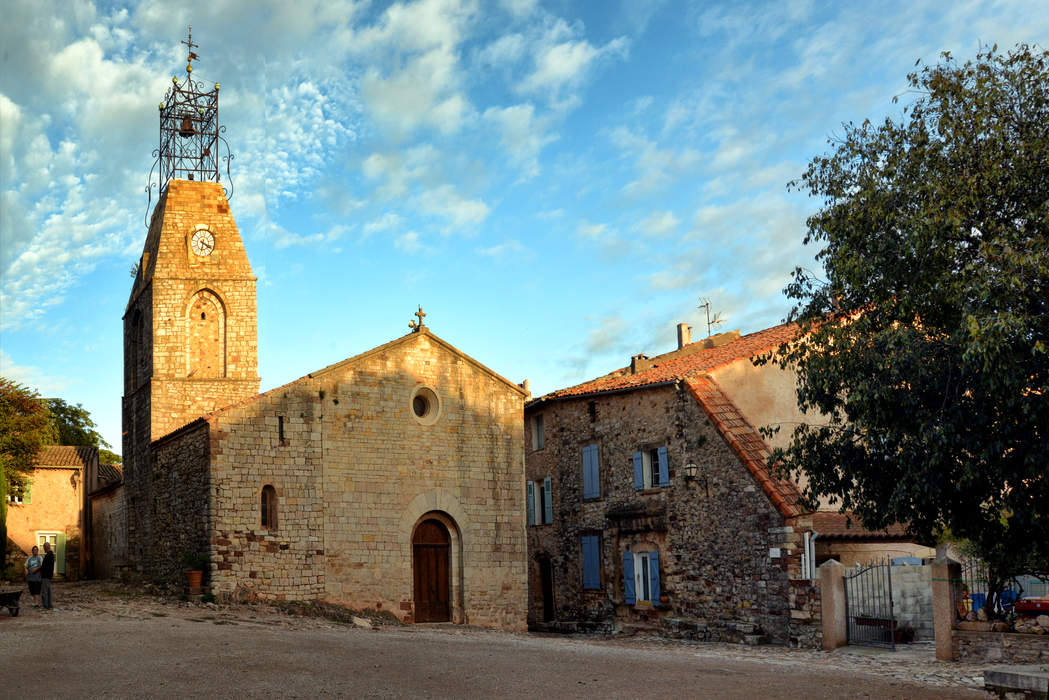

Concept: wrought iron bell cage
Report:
left=158, top=75, right=221, bottom=185
left=145, top=27, right=234, bottom=225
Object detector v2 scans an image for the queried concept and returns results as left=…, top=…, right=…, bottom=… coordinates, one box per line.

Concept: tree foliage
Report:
left=43, top=398, right=120, bottom=466
left=764, top=45, right=1049, bottom=581
left=0, top=378, right=55, bottom=573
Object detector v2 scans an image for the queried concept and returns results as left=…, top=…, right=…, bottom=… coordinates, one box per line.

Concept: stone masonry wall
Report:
left=526, top=383, right=795, bottom=643
left=147, top=421, right=212, bottom=582
left=953, top=629, right=1049, bottom=663
left=90, top=486, right=127, bottom=579
left=890, top=564, right=934, bottom=640
left=206, top=332, right=528, bottom=630
left=123, top=179, right=259, bottom=581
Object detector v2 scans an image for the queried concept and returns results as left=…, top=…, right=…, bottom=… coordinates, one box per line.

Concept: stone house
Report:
left=5, top=445, right=96, bottom=578
left=119, top=178, right=527, bottom=629
left=523, top=323, right=927, bottom=645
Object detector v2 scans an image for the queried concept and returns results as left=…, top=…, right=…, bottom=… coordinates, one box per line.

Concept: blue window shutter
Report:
left=622, top=550, right=636, bottom=605
left=633, top=452, right=644, bottom=490
left=25, top=479, right=33, bottom=504
left=583, top=445, right=599, bottom=499
left=543, top=476, right=554, bottom=524
left=582, top=535, right=600, bottom=589
left=649, top=550, right=661, bottom=607
left=526, top=481, right=535, bottom=526
left=657, top=446, right=669, bottom=486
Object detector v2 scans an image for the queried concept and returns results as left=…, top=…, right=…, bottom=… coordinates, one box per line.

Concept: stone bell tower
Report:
left=122, top=28, right=259, bottom=562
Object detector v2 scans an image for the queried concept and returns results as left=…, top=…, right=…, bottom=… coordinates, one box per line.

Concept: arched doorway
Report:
left=413, top=518, right=451, bottom=622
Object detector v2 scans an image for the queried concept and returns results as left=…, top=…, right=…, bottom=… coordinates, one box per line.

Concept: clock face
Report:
left=191, top=228, right=215, bottom=257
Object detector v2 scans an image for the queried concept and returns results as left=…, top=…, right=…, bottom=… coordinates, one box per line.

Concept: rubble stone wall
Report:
left=953, top=629, right=1049, bottom=663
left=89, top=486, right=127, bottom=579
left=526, top=383, right=799, bottom=643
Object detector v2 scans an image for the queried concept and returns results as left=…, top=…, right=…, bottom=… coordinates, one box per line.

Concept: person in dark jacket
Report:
left=40, top=541, right=55, bottom=610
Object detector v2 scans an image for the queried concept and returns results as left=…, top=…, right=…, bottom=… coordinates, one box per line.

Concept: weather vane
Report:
left=144, top=25, right=235, bottom=227
left=408, top=306, right=427, bottom=332
left=182, top=25, right=199, bottom=73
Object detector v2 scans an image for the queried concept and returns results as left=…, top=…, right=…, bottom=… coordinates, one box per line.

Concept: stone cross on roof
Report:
left=408, top=306, right=427, bottom=332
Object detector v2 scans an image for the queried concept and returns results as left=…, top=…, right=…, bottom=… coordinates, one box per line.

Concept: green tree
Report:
left=43, top=398, right=120, bottom=466
left=0, top=378, right=55, bottom=574
left=764, top=45, right=1049, bottom=597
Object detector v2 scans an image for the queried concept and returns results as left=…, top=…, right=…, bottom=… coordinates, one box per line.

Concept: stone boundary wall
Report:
left=787, top=578, right=822, bottom=648
left=890, top=564, right=934, bottom=640
left=953, top=629, right=1049, bottom=663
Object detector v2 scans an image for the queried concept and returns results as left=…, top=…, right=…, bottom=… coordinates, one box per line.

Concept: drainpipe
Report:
left=805, top=531, right=819, bottom=581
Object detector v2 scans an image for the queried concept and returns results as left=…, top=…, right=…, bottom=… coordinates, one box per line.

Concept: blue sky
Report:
left=1, top=0, right=1045, bottom=453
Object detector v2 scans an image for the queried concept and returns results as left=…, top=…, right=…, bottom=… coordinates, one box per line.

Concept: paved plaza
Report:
left=0, top=582, right=990, bottom=699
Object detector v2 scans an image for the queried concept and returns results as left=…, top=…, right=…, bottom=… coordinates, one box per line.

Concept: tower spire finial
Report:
left=182, top=25, right=199, bottom=74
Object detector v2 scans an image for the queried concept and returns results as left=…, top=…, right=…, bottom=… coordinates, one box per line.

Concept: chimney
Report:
left=676, top=323, right=692, bottom=349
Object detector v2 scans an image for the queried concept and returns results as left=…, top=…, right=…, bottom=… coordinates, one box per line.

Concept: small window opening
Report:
left=200, top=312, right=206, bottom=320
left=261, top=485, right=277, bottom=529
left=413, top=394, right=429, bottom=417
left=278, top=415, right=285, bottom=444
left=588, top=401, right=597, bottom=422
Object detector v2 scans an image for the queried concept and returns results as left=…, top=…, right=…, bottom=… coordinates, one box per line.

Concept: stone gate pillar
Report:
left=932, top=555, right=961, bottom=661
left=819, top=560, right=847, bottom=650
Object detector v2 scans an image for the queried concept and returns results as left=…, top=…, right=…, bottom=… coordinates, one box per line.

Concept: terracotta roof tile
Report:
left=97, top=462, right=123, bottom=485
left=810, top=511, right=909, bottom=539
left=685, top=376, right=804, bottom=519
left=542, top=323, right=798, bottom=400
left=34, top=445, right=96, bottom=468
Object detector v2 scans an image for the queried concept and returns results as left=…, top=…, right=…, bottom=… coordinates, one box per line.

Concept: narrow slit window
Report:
left=261, top=485, right=277, bottom=529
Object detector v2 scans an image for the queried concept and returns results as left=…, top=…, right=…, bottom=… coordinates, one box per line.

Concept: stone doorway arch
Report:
left=410, top=511, right=464, bottom=623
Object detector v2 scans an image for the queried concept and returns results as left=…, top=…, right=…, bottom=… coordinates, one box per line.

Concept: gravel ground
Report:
left=0, top=581, right=994, bottom=699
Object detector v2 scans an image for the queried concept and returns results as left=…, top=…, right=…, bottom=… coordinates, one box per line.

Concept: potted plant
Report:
left=182, top=552, right=209, bottom=590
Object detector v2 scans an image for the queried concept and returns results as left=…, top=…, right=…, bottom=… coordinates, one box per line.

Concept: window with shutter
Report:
left=582, top=445, right=600, bottom=499
left=622, top=550, right=636, bottom=605
left=526, top=481, right=535, bottom=526
left=581, top=535, right=601, bottom=589
left=543, top=476, right=554, bottom=524
left=630, top=550, right=662, bottom=605
left=637, top=446, right=670, bottom=489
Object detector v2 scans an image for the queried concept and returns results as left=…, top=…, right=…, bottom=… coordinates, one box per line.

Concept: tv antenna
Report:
left=698, top=298, right=725, bottom=338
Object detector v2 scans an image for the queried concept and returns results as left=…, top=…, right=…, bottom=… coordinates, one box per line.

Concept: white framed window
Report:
left=36, top=531, right=66, bottom=576
left=633, top=446, right=669, bottom=490
left=526, top=477, right=553, bottom=526
left=622, top=548, right=661, bottom=606
left=531, top=414, right=545, bottom=451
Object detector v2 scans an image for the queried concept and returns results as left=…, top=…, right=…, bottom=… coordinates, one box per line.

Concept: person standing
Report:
left=40, top=541, right=56, bottom=610
left=24, top=546, right=43, bottom=607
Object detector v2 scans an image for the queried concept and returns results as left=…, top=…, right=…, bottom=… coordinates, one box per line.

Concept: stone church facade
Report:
left=122, top=179, right=527, bottom=629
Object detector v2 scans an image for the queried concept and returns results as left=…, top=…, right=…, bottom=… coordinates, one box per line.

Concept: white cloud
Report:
left=395, top=231, right=424, bottom=253
left=576, top=222, right=608, bottom=240
left=477, top=239, right=528, bottom=258
left=482, top=103, right=557, bottom=178
left=418, top=185, right=490, bottom=227
left=0, top=349, right=71, bottom=395
left=637, top=210, right=679, bottom=238
left=362, top=212, right=403, bottom=239
left=607, top=126, right=701, bottom=197
left=518, top=20, right=629, bottom=109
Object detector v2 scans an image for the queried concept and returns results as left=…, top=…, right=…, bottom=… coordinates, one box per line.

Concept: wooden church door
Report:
left=413, top=519, right=451, bottom=622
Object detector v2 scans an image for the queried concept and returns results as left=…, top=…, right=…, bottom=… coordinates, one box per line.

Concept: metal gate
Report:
left=844, top=560, right=896, bottom=650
